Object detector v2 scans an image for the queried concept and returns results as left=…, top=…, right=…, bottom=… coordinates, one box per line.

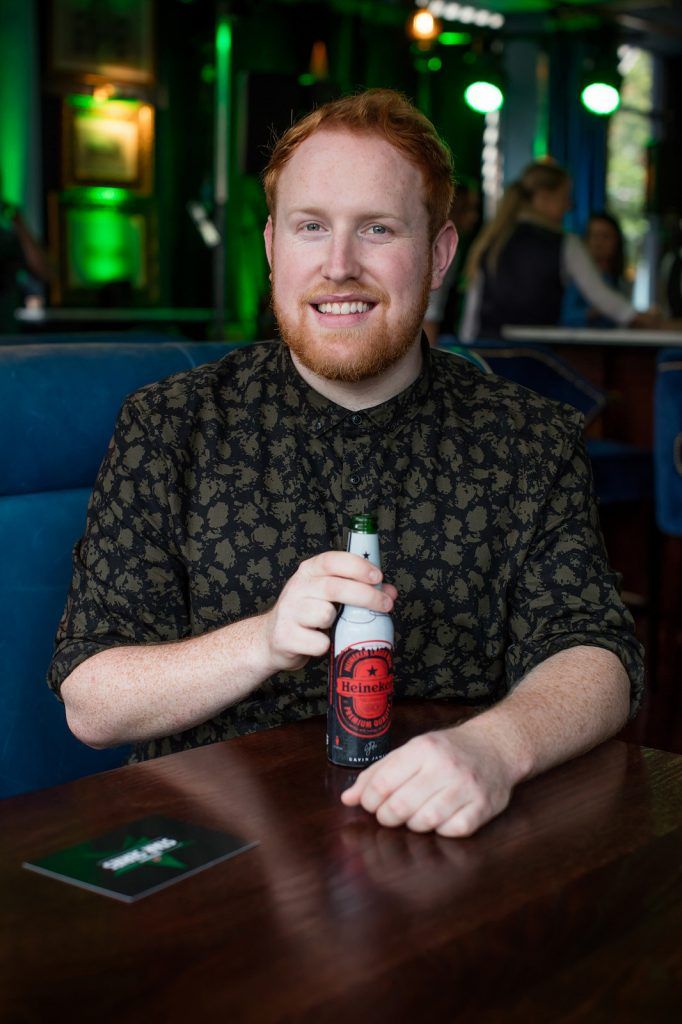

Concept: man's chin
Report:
left=285, top=336, right=410, bottom=384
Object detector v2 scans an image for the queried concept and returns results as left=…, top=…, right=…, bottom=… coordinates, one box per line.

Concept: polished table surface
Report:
left=2, top=702, right=681, bottom=1022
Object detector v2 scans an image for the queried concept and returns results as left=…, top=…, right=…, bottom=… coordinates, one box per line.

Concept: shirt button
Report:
left=351, top=413, right=362, bottom=425
left=314, top=420, right=323, bottom=431
left=350, top=473, right=360, bottom=485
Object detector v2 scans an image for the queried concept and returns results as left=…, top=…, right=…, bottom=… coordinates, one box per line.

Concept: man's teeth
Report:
left=316, top=301, right=371, bottom=315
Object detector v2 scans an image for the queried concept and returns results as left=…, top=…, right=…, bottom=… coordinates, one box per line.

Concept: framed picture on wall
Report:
left=50, top=0, right=154, bottom=85
left=48, top=192, right=158, bottom=306
left=62, top=98, right=154, bottom=192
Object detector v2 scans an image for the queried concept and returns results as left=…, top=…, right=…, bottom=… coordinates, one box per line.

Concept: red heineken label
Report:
left=327, top=641, right=394, bottom=765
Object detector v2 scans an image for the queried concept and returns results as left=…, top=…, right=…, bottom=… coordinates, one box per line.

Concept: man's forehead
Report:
left=275, top=128, right=427, bottom=210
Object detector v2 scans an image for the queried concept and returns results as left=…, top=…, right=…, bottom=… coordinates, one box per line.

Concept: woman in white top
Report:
left=459, top=160, right=654, bottom=342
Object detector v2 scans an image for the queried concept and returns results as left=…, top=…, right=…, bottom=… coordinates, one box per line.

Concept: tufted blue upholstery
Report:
left=654, top=349, right=682, bottom=536
left=0, top=338, right=237, bottom=798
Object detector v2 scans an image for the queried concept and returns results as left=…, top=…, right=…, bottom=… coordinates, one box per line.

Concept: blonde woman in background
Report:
left=459, top=160, right=657, bottom=341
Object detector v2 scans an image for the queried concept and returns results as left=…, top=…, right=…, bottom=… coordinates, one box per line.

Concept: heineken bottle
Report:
left=327, top=513, right=394, bottom=767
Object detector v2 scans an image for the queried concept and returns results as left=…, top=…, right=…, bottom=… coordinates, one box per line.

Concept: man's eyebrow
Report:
left=285, top=207, right=406, bottom=222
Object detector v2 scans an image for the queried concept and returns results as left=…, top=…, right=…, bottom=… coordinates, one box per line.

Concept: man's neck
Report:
left=289, top=337, right=424, bottom=412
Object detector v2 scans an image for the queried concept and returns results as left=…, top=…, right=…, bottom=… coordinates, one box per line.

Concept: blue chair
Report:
left=653, top=349, right=682, bottom=704
left=465, top=340, right=653, bottom=506
left=466, top=339, right=607, bottom=424
left=0, top=338, right=237, bottom=798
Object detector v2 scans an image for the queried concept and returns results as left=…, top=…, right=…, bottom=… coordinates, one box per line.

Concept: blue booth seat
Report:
left=0, top=338, right=237, bottom=799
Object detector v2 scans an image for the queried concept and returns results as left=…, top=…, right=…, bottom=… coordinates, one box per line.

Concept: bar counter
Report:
left=503, top=325, right=682, bottom=347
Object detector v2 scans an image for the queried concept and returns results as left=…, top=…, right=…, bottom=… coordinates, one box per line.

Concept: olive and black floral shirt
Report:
left=48, top=339, right=644, bottom=760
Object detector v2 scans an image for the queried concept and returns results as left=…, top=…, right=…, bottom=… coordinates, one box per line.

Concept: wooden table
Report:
left=2, top=702, right=681, bottom=1022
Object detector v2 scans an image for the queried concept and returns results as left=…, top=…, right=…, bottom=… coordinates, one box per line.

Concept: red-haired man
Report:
left=53, top=91, right=642, bottom=838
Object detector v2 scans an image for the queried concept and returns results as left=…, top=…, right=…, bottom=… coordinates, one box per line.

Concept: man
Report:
left=422, top=179, right=480, bottom=345
left=50, top=90, right=642, bottom=838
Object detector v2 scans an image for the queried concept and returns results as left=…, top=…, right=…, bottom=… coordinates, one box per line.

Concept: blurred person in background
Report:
left=562, top=211, right=630, bottom=327
left=658, top=214, right=682, bottom=323
left=0, top=192, right=53, bottom=331
left=423, top=178, right=480, bottom=345
left=459, top=161, right=658, bottom=341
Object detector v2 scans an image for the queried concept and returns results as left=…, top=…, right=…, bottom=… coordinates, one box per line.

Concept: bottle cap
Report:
left=349, top=513, right=377, bottom=533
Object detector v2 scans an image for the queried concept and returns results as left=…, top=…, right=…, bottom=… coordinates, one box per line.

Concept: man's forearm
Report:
left=455, top=645, right=631, bottom=786
left=61, top=613, right=275, bottom=749
left=61, top=550, right=393, bottom=751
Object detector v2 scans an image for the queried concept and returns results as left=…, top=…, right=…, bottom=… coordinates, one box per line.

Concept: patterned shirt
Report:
left=48, top=339, right=644, bottom=760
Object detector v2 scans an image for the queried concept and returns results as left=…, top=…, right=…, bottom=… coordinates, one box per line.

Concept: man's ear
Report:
left=264, top=215, right=274, bottom=270
left=431, top=220, right=458, bottom=290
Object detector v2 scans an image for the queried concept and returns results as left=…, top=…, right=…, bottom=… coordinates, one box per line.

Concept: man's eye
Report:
left=368, top=224, right=389, bottom=235
left=303, top=222, right=322, bottom=232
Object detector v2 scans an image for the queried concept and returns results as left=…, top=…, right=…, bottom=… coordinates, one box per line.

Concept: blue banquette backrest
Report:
left=0, top=337, right=237, bottom=798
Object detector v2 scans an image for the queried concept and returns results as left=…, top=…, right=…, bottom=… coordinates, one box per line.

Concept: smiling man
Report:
left=51, top=90, right=643, bottom=838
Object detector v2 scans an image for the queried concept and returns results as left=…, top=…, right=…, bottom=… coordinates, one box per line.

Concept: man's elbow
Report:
left=63, top=702, right=115, bottom=750
left=61, top=669, right=120, bottom=749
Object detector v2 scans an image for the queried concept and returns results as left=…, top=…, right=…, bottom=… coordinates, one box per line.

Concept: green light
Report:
left=464, top=82, right=504, bottom=114
left=63, top=187, right=130, bottom=205
left=67, top=94, right=139, bottom=109
left=0, top=4, right=29, bottom=206
left=438, top=32, right=471, bottom=46
left=298, top=73, right=317, bottom=86
left=216, top=19, right=232, bottom=60
left=97, top=188, right=123, bottom=202
left=67, top=208, right=143, bottom=288
left=581, top=82, right=620, bottom=116
left=214, top=13, right=232, bottom=209
left=427, top=57, right=442, bottom=72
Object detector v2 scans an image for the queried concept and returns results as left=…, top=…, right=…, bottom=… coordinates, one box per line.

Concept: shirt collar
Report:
left=277, top=335, right=434, bottom=439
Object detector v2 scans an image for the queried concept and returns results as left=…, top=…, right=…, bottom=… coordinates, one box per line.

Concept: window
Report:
left=606, top=47, right=654, bottom=291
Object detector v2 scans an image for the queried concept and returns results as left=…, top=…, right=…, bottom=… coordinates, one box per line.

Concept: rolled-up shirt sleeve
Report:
left=47, top=395, right=191, bottom=698
left=504, top=421, right=645, bottom=716
left=562, top=234, right=635, bottom=326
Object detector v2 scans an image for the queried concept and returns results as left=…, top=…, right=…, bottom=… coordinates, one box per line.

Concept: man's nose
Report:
left=321, top=230, right=361, bottom=282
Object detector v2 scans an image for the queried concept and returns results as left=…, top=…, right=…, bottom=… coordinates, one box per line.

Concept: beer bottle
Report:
left=327, top=513, right=394, bottom=767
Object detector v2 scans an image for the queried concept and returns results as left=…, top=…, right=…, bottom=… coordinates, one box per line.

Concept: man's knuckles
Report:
left=375, top=795, right=414, bottom=826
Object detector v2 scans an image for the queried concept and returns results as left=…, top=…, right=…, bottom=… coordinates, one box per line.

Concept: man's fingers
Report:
left=305, top=550, right=383, bottom=584
left=341, top=750, right=421, bottom=812
left=321, top=578, right=394, bottom=612
left=435, top=805, right=488, bottom=838
left=405, top=787, right=471, bottom=833
left=295, top=597, right=337, bottom=630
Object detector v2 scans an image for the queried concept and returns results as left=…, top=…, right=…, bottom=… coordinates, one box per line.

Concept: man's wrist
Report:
left=451, top=705, right=534, bottom=787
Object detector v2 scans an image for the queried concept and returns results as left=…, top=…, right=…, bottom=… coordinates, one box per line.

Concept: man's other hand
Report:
left=261, top=551, right=397, bottom=674
left=341, top=724, right=520, bottom=837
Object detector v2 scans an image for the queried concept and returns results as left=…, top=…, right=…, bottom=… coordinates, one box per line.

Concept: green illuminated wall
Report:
left=66, top=207, right=145, bottom=288
left=0, top=0, right=42, bottom=230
